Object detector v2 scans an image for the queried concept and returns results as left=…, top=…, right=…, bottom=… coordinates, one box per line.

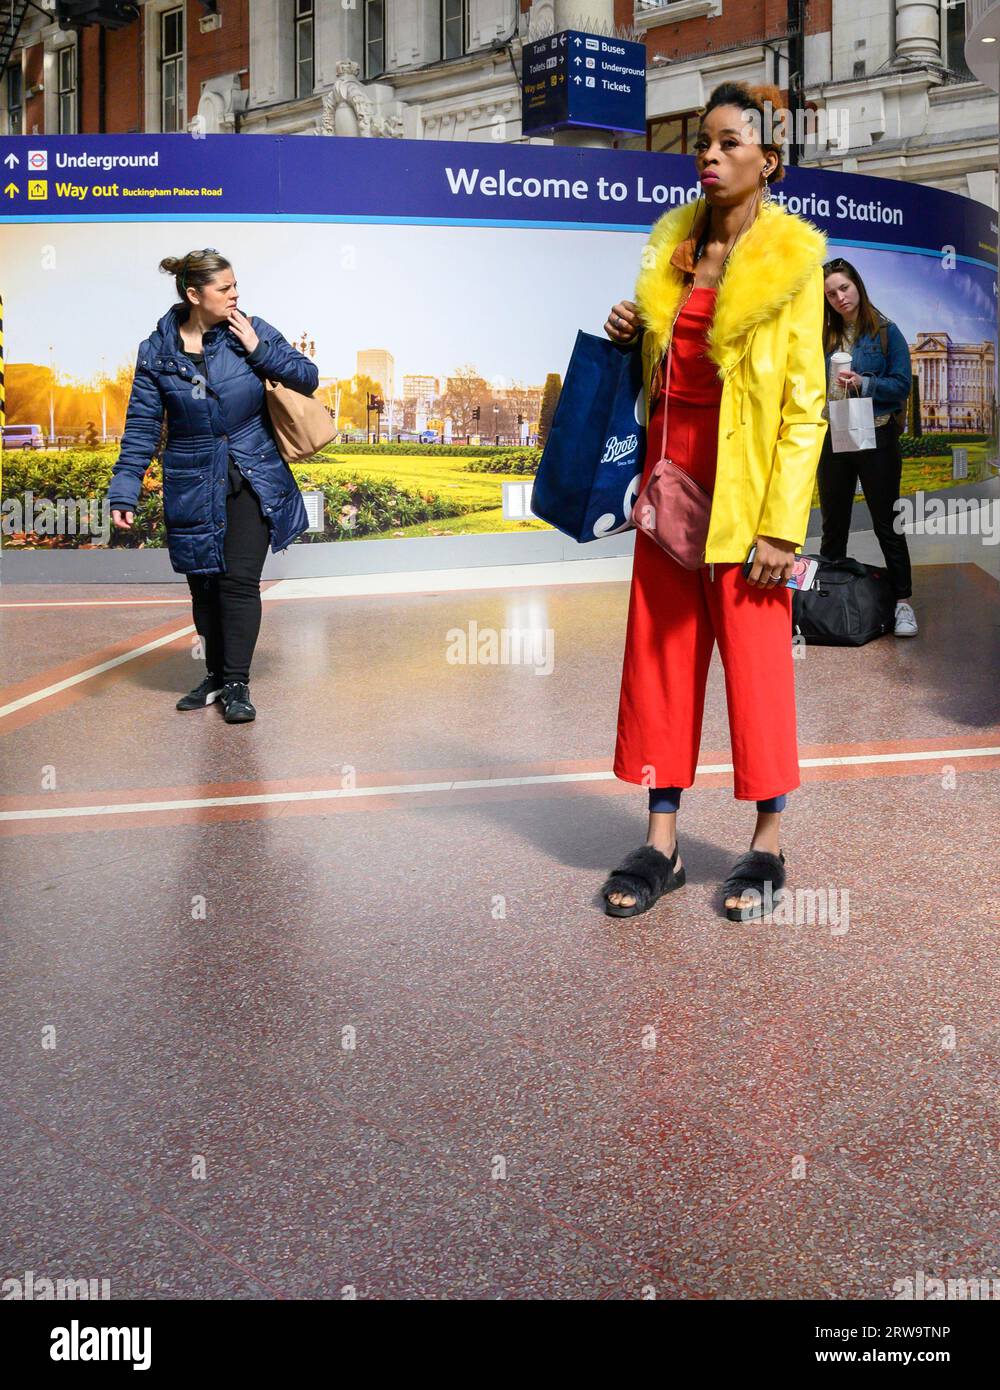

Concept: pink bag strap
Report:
left=657, top=285, right=695, bottom=459
left=659, top=341, right=673, bottom=459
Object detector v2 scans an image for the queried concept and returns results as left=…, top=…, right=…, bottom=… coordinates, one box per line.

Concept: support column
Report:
left=893, top=0, right=944, bottom=67
left=551, top=0, right=617, bottom=148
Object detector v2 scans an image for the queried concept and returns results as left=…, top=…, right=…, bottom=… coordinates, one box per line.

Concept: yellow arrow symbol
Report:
left=4, top=182, right=19, bottom=197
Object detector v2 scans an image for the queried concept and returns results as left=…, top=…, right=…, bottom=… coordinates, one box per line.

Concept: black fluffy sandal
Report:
left=601, top=843, right=686, bottom=918
left=720, top=849, right=786, bottom=923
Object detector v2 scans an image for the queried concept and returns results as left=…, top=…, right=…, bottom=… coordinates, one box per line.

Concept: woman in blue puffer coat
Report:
left=108, top=247, right=319, bottom=722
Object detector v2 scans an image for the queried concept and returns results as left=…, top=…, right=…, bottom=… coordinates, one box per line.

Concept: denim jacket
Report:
left=824, top=315, right=911, bottom=422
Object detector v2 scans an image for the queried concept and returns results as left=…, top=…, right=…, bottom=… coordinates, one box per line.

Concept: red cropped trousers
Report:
left=613, top=287, right=800, bottom=802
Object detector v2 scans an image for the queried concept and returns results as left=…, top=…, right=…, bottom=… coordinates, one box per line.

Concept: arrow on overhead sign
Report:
left=4, top=152, right=18, bottom=167
left=4, top=182, right=19, bottom=196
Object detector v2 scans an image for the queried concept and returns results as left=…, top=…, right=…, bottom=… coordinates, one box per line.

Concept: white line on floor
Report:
left=0, top=625, right=195, bottom=721
left=798, top=749, right=997, bottom=768
left=2, top=746, right=997, bottom=822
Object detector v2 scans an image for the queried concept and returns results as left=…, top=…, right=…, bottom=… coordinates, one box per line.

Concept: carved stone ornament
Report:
left=316, top=60, right=407, bottom=138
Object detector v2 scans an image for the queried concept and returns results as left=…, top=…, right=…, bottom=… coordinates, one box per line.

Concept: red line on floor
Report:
left=1, top=743, right=997, bottom=836
left=1, top=736, right=997, bottom=810
left=0, top=625, right=197, bottom=734
left=0, top=614, right=194, bottom=704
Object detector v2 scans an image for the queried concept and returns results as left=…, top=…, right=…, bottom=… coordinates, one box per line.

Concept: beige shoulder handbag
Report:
left=263, top=378, right=337, bottom=463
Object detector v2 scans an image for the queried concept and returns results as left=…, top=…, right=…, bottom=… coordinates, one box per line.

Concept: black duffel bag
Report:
left=792, top=555, right=895, bottom=646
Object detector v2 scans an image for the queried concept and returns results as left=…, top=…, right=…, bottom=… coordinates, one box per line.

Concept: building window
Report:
left=6, top=63, right=22, bottom=135
left=942, top=0, right=973, bottom=80
left=295, top=0, right=314, bottom=99
left=616, top=111, right=697, bottom=154
left=161, top=7, right=185, bottom=132
left=442, top=0, right=466, bottom=59
left=365, top=0, right=385, bottom=79
left=57, top=45, right=76, bottom=134
left=648, top=112, right=697, bottom=154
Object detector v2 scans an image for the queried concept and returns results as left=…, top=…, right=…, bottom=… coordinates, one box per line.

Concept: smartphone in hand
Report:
left=742, top=546, right=819, bottom=591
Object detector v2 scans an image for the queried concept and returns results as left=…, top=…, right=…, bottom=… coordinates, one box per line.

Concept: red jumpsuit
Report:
left=613, top=286, right=800, bottom=802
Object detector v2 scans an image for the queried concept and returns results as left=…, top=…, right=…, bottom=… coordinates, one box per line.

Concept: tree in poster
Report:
left=537, top=373, right=562, bottom=446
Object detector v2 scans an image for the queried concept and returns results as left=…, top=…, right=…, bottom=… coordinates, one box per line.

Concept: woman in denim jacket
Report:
left=819, top=258, right=916, bottom=636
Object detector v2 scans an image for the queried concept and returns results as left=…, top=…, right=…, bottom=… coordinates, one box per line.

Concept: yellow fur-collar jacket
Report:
left=630, top=199, right=828, bottom=561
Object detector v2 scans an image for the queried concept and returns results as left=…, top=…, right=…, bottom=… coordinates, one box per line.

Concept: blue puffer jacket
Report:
left=108, top=302, right=319, bottom=574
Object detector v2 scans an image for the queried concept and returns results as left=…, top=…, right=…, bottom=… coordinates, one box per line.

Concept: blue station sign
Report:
left=522, top=29, right=647, bottom=137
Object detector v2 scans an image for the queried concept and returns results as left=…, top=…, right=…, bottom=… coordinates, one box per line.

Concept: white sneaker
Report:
left=894, top=600, right=918, bottom=637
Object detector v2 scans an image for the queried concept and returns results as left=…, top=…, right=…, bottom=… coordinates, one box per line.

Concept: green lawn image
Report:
left=807, top=444, right=993, bottom=511
left=307, top=442, right=995, bottom=540
left=301, top=447, right=549, bottom=538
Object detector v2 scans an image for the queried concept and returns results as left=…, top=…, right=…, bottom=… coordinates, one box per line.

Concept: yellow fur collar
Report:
left=633, top=199, right=827, bottom=371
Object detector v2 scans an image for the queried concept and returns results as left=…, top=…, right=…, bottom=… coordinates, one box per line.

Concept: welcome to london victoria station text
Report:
left=444, top=169, right=906, bottom=225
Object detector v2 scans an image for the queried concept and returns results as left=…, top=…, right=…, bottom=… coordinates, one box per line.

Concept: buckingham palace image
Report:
left=910, top=330, right=997, bottom=431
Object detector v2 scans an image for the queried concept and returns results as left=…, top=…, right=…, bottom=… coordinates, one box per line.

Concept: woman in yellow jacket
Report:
left=600, top=81, right=828, bottom=923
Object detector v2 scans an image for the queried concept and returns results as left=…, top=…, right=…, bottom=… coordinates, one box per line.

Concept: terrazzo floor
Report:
left=1, top=553, right=997, bottom=1299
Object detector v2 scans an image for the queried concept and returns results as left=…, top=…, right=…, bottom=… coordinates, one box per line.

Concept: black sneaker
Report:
left=219, top=681, right=256, bottom=723
left=176, top=675, right=224, bottom=711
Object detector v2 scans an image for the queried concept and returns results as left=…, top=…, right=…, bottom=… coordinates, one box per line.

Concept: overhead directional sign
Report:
left=521, top=29, right=647, bottom=137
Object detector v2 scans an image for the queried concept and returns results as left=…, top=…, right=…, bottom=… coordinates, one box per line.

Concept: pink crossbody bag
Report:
left=631, top=314, right=712, bottom=570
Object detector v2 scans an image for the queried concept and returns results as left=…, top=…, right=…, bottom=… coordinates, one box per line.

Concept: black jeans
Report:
left=184, top=479, right=271, bottom=685
left=817, top=421, right=912, bottom=600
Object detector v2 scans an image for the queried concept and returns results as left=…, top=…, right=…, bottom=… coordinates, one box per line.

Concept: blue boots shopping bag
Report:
left=530, top=331, right=646, bottom=542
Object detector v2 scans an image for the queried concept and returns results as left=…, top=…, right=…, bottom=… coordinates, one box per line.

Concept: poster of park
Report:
left=1, top=136, right=995, bottom=554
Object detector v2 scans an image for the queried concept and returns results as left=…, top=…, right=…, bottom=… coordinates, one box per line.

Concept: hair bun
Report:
left=747, top=82, right=783, bottom=113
